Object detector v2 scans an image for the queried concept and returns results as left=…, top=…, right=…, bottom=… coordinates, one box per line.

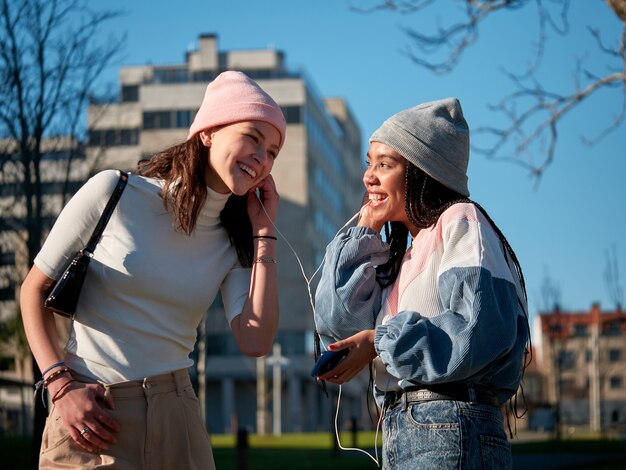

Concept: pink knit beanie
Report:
left=187, top=71, right=286, bottom=149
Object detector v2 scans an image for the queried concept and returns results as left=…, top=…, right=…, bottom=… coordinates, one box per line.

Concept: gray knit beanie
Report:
left=369, top=97, right=470, bottom=197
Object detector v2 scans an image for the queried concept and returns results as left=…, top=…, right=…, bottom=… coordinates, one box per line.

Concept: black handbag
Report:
left=44, top=171, right=129, bottom=318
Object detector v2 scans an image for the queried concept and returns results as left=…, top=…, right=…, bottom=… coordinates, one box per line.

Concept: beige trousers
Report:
left=39, top=369, right=215, bottom=470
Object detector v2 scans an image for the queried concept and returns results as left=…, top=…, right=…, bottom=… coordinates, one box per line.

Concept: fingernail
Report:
left=328, top=344, right=335, bottom=350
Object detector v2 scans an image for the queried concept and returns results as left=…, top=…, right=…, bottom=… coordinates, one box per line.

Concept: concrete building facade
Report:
left=0, top=137, right=88, bottom=436
left=87, top=34, right=367, bottom=434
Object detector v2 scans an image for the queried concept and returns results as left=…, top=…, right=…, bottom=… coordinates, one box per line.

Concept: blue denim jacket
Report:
left=314, top=217, right=529, bottom=406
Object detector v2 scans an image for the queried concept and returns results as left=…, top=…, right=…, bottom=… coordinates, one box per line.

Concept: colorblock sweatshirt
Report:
left=314, top=203, right=529, bottom=405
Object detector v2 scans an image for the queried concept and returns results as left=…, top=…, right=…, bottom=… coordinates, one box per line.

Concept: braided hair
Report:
left=377, top=162, right=527, bottom=304
left=375, top=161, right=532, bottom=432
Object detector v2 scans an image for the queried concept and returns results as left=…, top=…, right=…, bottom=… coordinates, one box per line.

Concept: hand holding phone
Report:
left=310, top=349, right=350, bottom=377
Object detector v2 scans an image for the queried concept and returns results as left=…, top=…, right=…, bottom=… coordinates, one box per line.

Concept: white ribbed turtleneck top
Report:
left=35, top=170, right=250, bottom=383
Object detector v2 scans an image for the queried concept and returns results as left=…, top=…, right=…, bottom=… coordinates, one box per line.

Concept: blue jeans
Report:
left=382, top=400, right=511, bottom=469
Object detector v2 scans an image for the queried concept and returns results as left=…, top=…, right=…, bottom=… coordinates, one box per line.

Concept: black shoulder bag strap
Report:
left=44, top=170, right=130, bottom=319
left=83, top=170, right=129, bottom=256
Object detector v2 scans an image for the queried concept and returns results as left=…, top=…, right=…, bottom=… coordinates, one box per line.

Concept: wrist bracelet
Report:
left=43, top=368, right=71, bottom=388
left=51, top=379, right=77, bottom=404
left=42, top=361, right=65, bottom=378
left=252, top=235, right=277, bottom=240
left=254, top=257, right=277, bottom=264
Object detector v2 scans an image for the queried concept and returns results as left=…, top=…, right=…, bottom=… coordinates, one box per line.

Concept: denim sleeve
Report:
left=313, top=226, right=390, bottom=344
left=374, top=269, right=521, bottom=385
left=374, top=217, right=524, bottom=386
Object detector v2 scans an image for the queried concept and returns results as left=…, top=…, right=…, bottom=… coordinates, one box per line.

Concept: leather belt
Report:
left=386, top=384, right=500, bottom=408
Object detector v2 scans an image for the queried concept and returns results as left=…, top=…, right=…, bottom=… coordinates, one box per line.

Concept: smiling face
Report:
left=200, top=120, right=281, bottom=195
left=364, top=141, right=411, bottom=228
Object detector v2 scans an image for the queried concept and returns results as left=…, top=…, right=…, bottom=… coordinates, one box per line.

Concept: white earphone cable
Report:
left=258, top=197, right=380, bottom=466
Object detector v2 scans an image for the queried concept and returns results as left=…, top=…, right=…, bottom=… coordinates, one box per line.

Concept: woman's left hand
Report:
left=317, top=330, right=377, bottom=384
left=247, top=175, right=279, bottom=233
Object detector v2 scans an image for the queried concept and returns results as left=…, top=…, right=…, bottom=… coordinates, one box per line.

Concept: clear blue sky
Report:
left=98, top=1, right=625, bottom=324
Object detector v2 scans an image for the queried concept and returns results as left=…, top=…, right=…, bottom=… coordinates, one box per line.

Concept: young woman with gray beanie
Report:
left=21, top=71, right=286, bottom=469
left=314, top=98, right=530, bottom=469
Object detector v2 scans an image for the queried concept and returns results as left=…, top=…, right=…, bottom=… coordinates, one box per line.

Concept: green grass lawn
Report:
left=212, top=432, right=381, bottom=470
left=2, top=432, right=626, bottom=470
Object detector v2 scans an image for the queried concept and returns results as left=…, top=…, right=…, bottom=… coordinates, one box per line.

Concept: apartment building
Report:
left=87, top=34, right=366, bottom=434
left=535, top=304, right=626, bottom=432
left=0, top=137, right=89, bottom=435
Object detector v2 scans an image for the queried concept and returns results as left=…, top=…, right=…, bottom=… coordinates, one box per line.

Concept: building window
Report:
left=41, top=181, right=82, bottom=195
left=0, top=356, right=16, bottom=372
left=609, top=349, right=621, bottom=362
left=205, top=333, right=241, bottom=356
left=306, top=107, right=345, bottom=178
left=144, top=110, right=194, bottom=129
left=609, top=376, right=623, bottom=389
left=191, top=70, right=216, bottom=82
left=176, top=110, right=192, bottom=128
left=121, top=85, right=139, bottom=102
left=604, top=321, right=622, bottom=336
left=573, top=324, right=587, bottom=336
left=120, top=129, right=139, bottom=146
left=89, top=128, right=139, bottom=147
left=0, top=286, right=15, bottom=301
left=585, top=349, right=592, bottom=363
left=611, top=410, right=620, bottom=424
left=143, top=111, right=172, bottom=129
left=0, top=251, right=16, bottom=266
left=282, top=106, right=302, bottom=124
left=152, top=67, right=188, bottom=84
left=550, top=323, right=562, bottom=334
left=274, top=331, right=307, bottom=355
left=313, top=167, right=343, bottom=213
left=557, top=350, right=576, bottom=370
left=245, top=69, right=274, bottom=80
left=314, top=209, right=338, bottom=242
left=42, top=150, right=79, bottom=161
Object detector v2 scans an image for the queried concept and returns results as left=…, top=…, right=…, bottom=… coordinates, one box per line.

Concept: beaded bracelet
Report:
left=33, top=367, right=69, bottom=408
left=51, top=379, right=77, bottom=404
left=254, top=257, right=277, bottom=264
left=43, top=367, right=70, bottom=387
left=252, top=235, right=277, bottom=240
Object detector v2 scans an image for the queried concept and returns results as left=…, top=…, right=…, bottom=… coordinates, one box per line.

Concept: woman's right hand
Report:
left=49, top=378, right=120, bottom=452
left=317, top=330, right=377, bottom=385
left=357, top=191, right=385, bottom=232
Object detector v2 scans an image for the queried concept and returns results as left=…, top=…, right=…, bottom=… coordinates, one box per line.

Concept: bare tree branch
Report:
left=474, top=70, right=626, bottom=176
left=0, top=0, right=124, bottom=245
left=540, top=268, right=562, bottom=312
left=350, top=0, right=436, bottom=15
left=0, top=1, right=124, bottom=455
left=355, top=0, right=626, bottom=178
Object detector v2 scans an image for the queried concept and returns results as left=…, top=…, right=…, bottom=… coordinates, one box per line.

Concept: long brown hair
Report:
left=138, top=134, right=253, bottom=267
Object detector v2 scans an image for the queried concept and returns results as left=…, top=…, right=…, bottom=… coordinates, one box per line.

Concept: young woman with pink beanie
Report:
left=21, top=71, right=286, bottom=469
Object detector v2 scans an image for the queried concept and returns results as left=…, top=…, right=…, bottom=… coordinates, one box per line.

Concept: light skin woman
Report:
left=21, top=120, right=281, bottom=451
left=21, top=71, right=287, bottom=467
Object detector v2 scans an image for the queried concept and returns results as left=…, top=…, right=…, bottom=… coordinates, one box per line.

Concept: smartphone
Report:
left=310, top=349, right=350, bottom=377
